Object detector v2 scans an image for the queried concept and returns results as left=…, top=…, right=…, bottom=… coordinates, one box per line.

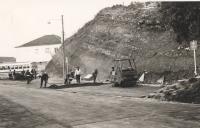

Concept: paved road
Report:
left=0, top=80, right=200, bottom=128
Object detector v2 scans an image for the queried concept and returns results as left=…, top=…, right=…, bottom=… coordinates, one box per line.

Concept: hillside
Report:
left=46, top=2, right=199, bottom=82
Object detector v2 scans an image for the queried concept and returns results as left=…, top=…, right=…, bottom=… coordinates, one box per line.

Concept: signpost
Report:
left=190, top=40, right=198, bottom=76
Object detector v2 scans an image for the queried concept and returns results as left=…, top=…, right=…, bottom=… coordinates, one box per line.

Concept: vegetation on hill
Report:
left=160, top=2, right=200, bottom=44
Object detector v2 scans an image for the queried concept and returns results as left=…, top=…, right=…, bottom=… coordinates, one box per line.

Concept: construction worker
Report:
left=65, top=69, right=74, bottom=85
left=92, top=69, right=98, bottom=83
left=25, top=70, right=32, bottom=84
left=21, top=69, right=25, bottom=79
left=31, top=69, right=37, bottom=79
left=40, top=72, right=49, bottom=88
left=74, top=66, right=81, bottom=84
left=12, top=70, right=16, bottom=80
left=110, top=67, right=116, bottom=82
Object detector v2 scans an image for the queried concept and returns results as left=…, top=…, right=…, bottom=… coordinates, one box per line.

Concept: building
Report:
left=15, top=35, right=61, bottom=62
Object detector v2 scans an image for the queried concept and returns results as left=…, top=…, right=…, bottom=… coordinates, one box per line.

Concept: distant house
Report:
left=15, top=35, right=61, bottom=62
left=0, top=57, right=16, bottom=63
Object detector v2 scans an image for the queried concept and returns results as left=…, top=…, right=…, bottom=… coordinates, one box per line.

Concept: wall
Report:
left=15, top=44, right=61, bottom=62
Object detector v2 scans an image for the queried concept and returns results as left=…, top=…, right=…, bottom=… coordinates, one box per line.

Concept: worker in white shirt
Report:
left=74, top=66, right=81, bottom=84
left=110, top=67, right=116, bottom=82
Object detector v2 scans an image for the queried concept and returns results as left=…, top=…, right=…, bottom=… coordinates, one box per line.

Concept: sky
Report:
left=0, top=0, right=159, bottom=61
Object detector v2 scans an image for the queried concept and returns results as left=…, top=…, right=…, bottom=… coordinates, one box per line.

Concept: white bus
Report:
left=0, top=62, right=37, bottom=79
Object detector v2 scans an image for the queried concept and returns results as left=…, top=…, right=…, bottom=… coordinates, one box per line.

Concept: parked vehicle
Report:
left=0, top=62, right=37, bottom=80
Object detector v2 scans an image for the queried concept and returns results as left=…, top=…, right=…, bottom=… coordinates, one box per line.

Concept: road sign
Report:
left=190, top=40, right=198, bottom=50
left=190, top=40, right=198, bottom=76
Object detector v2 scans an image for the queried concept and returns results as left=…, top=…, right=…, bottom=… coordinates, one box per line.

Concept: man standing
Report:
left=110, top=67, right=116, bottom=82
left=33, top=69, right=37, bottom=79
left=92, top=69, right=98, bottom=83
left=74, top=67, right=81, bottom=84
left=31, top=69, right=37, bottom=79
left=64, top=69, right=74, bottom=85
left=12, top=70, right=16, bottom=80
left=25, top=70, right=32, bottom=84
left=40, top=72, right=49, bottom=88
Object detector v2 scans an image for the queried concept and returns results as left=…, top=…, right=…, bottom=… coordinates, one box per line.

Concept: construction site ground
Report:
left=0, top=79, right=200, bottom=128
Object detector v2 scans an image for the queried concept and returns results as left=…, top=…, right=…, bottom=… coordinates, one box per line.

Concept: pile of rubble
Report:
left=147, top=78, right=200, bottom=104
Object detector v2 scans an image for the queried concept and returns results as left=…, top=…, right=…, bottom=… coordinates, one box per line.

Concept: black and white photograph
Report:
left=0, top=0, right=200, bottom=128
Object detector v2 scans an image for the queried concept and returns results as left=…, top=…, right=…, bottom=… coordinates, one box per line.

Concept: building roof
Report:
left=0, top=57, right=16, bottom=63
left=16, top=35, right=61, bottom=48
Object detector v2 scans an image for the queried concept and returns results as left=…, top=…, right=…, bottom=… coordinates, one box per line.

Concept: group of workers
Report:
left=40, top=66, right=99, bottom=88
left=64, top=66, right=98, bottom=85
left=8, top=66, right=100, bottom=88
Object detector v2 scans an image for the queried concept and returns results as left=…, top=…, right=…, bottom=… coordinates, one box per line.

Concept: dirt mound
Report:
left=46, top=2, right=200, bottom=82
left=144, top=70, right=195, bottom=84
left=147, top=78, right=200, bottom=103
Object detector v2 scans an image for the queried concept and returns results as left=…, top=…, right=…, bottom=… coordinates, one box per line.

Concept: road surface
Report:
left=0, top=79, right=200, bottom=128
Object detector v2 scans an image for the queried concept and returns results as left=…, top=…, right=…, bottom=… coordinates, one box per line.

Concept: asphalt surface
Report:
left=0, top=79, right=200, bottom=128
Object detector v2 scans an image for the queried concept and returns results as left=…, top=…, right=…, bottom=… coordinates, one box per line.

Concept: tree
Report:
left=160, top=2, right=200, bottom=44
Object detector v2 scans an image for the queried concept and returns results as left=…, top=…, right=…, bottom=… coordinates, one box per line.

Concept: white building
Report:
left=15, top=35, right=61, bottom=62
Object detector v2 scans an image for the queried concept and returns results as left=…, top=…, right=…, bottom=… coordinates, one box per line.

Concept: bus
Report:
left=0, top=62, right=37, bottom=80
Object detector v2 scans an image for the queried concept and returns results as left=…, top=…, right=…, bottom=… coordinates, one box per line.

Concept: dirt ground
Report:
left=0, top=79, right=200, bottom=128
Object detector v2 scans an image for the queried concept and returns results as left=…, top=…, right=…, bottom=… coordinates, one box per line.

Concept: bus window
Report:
left=23, top=66, right=27, bottom=69
left=27, top=65, right=30, bottom=68
left=11, top=66, right=14, bottom=69
left=15, top=65, right=18, bottom=69
left=2, top=66, right=5, bottom=70
left=5, top=66, right=8, bottom=70
left=8, top=66, right=10, bottom=69
left=19, top=65, right=22, bottom=69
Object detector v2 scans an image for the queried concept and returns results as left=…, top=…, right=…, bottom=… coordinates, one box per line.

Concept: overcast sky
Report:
left=0, top=0, right=145, bottom=58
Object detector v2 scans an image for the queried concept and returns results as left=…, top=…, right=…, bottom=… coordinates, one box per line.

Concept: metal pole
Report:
left=194, top=49, right=197, bottom=76
left=61, top=15, right=66, bottom=83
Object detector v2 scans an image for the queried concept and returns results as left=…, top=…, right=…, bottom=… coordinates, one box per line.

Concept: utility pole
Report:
left=47, top=15, right=67, bottom=83
left=61, top=15, right=67, bottom=83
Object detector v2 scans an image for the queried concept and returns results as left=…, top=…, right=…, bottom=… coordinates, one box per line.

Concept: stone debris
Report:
left=147, top=78, right=200, bottom=104
left=48, top=84, right=59, bottom=89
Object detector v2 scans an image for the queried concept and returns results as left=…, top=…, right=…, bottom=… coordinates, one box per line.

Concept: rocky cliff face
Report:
left=46, top=2, right=200, bottom=82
